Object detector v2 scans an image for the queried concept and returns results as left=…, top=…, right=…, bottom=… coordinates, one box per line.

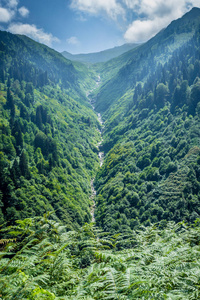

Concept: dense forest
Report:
left=0, top=30, right=101, bottom=229
left=1, top=7, right=200, bottom=299
left=94, top=16, right=200, bottom=235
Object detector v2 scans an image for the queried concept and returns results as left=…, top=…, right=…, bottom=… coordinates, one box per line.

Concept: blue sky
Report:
left=0, top=0, right=199, bottom=54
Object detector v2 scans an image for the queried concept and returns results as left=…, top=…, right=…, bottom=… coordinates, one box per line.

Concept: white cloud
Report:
left=125, top=17, right=167, bottom=43
left=192, top=0, right=200, bottom=8
left=123, top=0, right=187, bottom=17
left=0, top=1, right=59, bottom=47
left=0, top=0, right=18, bottom=23
left=0, top=7, right=14, bottom=22
left=67, top=36, right=80, bottom=45
left=18, top=6, right=29, bottom=18
left=122, top=0, right=138, bottom=10
left=70, top=0, right=125, bottom=20
left=123, top=0, right=200, bottom=43
left=7, top=0, right=18, bottom=8
left=70, top=0, right=200, bottom=44
left=8, top=23, right=59, bottom=46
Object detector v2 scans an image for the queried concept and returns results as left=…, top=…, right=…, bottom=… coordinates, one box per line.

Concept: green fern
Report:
left=1, top=215, right=200, bottom=299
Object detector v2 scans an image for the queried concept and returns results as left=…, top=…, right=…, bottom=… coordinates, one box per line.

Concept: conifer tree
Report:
left=19, top=151, right=30, bottom=179
left=36, top=106, right=43, bottom=130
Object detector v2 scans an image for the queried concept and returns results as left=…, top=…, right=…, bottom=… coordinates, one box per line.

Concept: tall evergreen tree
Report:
left=19, top=151, right=30, bottom=179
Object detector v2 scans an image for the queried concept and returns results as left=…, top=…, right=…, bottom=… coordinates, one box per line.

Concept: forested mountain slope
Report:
left=0, top=6, right=199, bottom=237
left=94, top=7, right=200, bottom=114
left=0, top=31, right=97, bottom=102
left=0, top=30, right=101, bottom=229
left=0, top=6, right=199, bottom=238
left=93, top=8, right=200, bottom=234
left=1, top=7, right=200, bottom=300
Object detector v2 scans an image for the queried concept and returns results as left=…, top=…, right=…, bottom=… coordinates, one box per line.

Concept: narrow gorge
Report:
left=1, top=8, right=200, bottom=298
left=87, top=76, right=104, bottom=223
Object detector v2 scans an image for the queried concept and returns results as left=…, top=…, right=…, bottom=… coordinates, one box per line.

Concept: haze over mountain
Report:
left=1, top=7, right=200, bottom=299
left=94, top=7, right=200, bottom=113
left=61, top=43, right=139, bottom=63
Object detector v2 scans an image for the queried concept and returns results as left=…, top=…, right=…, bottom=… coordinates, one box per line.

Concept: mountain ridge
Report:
left=94, top=7, right=200, bottom=114
left=61, top=43, right=139, bottom=63
left=0, top=30, right=98, bottom=102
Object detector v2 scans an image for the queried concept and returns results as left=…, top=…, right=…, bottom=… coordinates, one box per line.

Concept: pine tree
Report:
left=36, top=106, right=43, bottom=130
left=7, top=76, right=11, bottom=88
left=7, top=88, right=15, bottom=120
left=12, top=120, right=23, bottom=155
left=10, top=158, right=21, bottom=185
left=0, top=67, right=5, bottom=83
left=19, top=151, right=30, bottom=179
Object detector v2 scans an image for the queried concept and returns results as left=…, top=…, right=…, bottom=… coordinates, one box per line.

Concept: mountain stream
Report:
left=87, top=76, right=104, bottom=222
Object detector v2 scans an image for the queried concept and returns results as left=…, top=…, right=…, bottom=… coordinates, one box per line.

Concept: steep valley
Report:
left=1, top=7, right=200, bottom=299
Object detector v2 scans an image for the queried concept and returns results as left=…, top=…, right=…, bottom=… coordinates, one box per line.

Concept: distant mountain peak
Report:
left=189, top=6, right=200, bottom=13
left=61, top=43, right=139, bottom=64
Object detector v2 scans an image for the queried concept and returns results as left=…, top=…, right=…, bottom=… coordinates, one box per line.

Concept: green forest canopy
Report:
left=0, top=7, right=200, bottom=299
